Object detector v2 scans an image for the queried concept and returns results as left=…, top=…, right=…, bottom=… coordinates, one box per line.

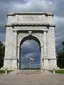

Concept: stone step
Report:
left=18, top=70, right=41, bottom=74
left=9, top=70, right=53, bottom=75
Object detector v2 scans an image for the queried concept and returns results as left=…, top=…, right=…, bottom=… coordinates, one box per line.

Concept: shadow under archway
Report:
left=19, top=35, right=41, bottom=70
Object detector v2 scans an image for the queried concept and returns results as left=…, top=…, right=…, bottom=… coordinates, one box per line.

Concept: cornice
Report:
left=7, top=12, right=54, bottom=16
left=5, top=23, right=55, bottom=27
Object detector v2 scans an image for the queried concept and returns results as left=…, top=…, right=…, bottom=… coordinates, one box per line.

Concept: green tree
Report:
left=57, top=41, right=64, bottom=68
left=0, top=41, right=5, bottom=68
left=62, top=41, right=64, bottom=51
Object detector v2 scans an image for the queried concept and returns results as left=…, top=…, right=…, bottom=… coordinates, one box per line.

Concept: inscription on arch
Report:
left=17, top=15, right=43, bottom=21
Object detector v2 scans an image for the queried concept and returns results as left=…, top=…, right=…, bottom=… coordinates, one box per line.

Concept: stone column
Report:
left=12, top=30, right=18, bottom=69
left=17, top=45, right=20, bottom=69
left=43, top=30, right=48, bottom=69
left=43, top=31, right=47, bottom=57
left=13, top=30, right=17, bottom=58
left=41, top=45, right=43, bottom=70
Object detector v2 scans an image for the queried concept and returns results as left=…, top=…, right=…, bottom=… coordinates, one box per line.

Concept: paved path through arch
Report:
left=0, top=74, right=64, bottom=85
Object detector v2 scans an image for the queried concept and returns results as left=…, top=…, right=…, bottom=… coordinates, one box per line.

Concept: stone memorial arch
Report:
left=4, top=12, right=57, bottom=70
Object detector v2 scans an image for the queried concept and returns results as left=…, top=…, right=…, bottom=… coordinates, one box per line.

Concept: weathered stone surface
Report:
left=4, top=12, right=57, bottom=70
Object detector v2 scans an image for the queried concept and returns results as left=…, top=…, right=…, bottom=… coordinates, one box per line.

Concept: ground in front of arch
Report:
left=0, top=72, right=64, bottom=85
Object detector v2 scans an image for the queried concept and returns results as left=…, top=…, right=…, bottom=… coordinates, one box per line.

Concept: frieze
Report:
left=14, top=26, right=47, bottom=31
left=33, top=33, right=43, bottom=37
left=18, top=33, right=28, bottom=38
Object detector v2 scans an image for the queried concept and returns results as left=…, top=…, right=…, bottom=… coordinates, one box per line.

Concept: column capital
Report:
left=13, top=30, right=17, bottom=32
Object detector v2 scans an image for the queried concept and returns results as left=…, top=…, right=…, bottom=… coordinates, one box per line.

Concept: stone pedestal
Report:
left=43, top=60, right=49, bottom=69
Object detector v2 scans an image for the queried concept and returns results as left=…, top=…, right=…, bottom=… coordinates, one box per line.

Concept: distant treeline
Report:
left=21, top=68, right=40, bottom=70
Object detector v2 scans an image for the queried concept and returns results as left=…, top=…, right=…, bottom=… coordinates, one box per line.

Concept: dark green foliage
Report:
left=49, top=70, right=64, bottom=74
left=22, top=68, right=40, bottom=70
left=57, top=41, right=64, bottom=68
left=0, top=41, right=5, bottom=68
left=62, top=41, right=64, bottom=51
left=0, top=70, right=12, bottom=74
left=0, top=70, right=5, bottom=74
left=55, top=70, right=64, bottom=74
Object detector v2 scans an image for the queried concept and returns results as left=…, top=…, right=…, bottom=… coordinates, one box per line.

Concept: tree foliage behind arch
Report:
left=0, top=41, right=5, bottom=68
left=57, top=41, right=64, bottom=68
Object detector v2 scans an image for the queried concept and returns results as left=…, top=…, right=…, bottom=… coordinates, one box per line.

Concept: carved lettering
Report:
left=17, top=15, right=42, bottom=21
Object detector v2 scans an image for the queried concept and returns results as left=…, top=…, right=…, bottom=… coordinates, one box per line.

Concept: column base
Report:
left=43, top=59, right=49, bottom=69
left=42, top=59, right=57, bottom=70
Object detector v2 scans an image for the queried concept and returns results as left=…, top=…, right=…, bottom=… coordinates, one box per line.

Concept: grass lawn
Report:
left=0, top=70, right=12, bottom=74
left=49, top=69, right=64, bottom=74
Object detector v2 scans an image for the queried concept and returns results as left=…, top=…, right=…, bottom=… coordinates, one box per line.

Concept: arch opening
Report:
left=19, top=35, right=41, bottom=70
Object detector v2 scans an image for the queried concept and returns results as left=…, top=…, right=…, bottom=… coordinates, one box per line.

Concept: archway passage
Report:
left=19, top=36, right=41, bottom=70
